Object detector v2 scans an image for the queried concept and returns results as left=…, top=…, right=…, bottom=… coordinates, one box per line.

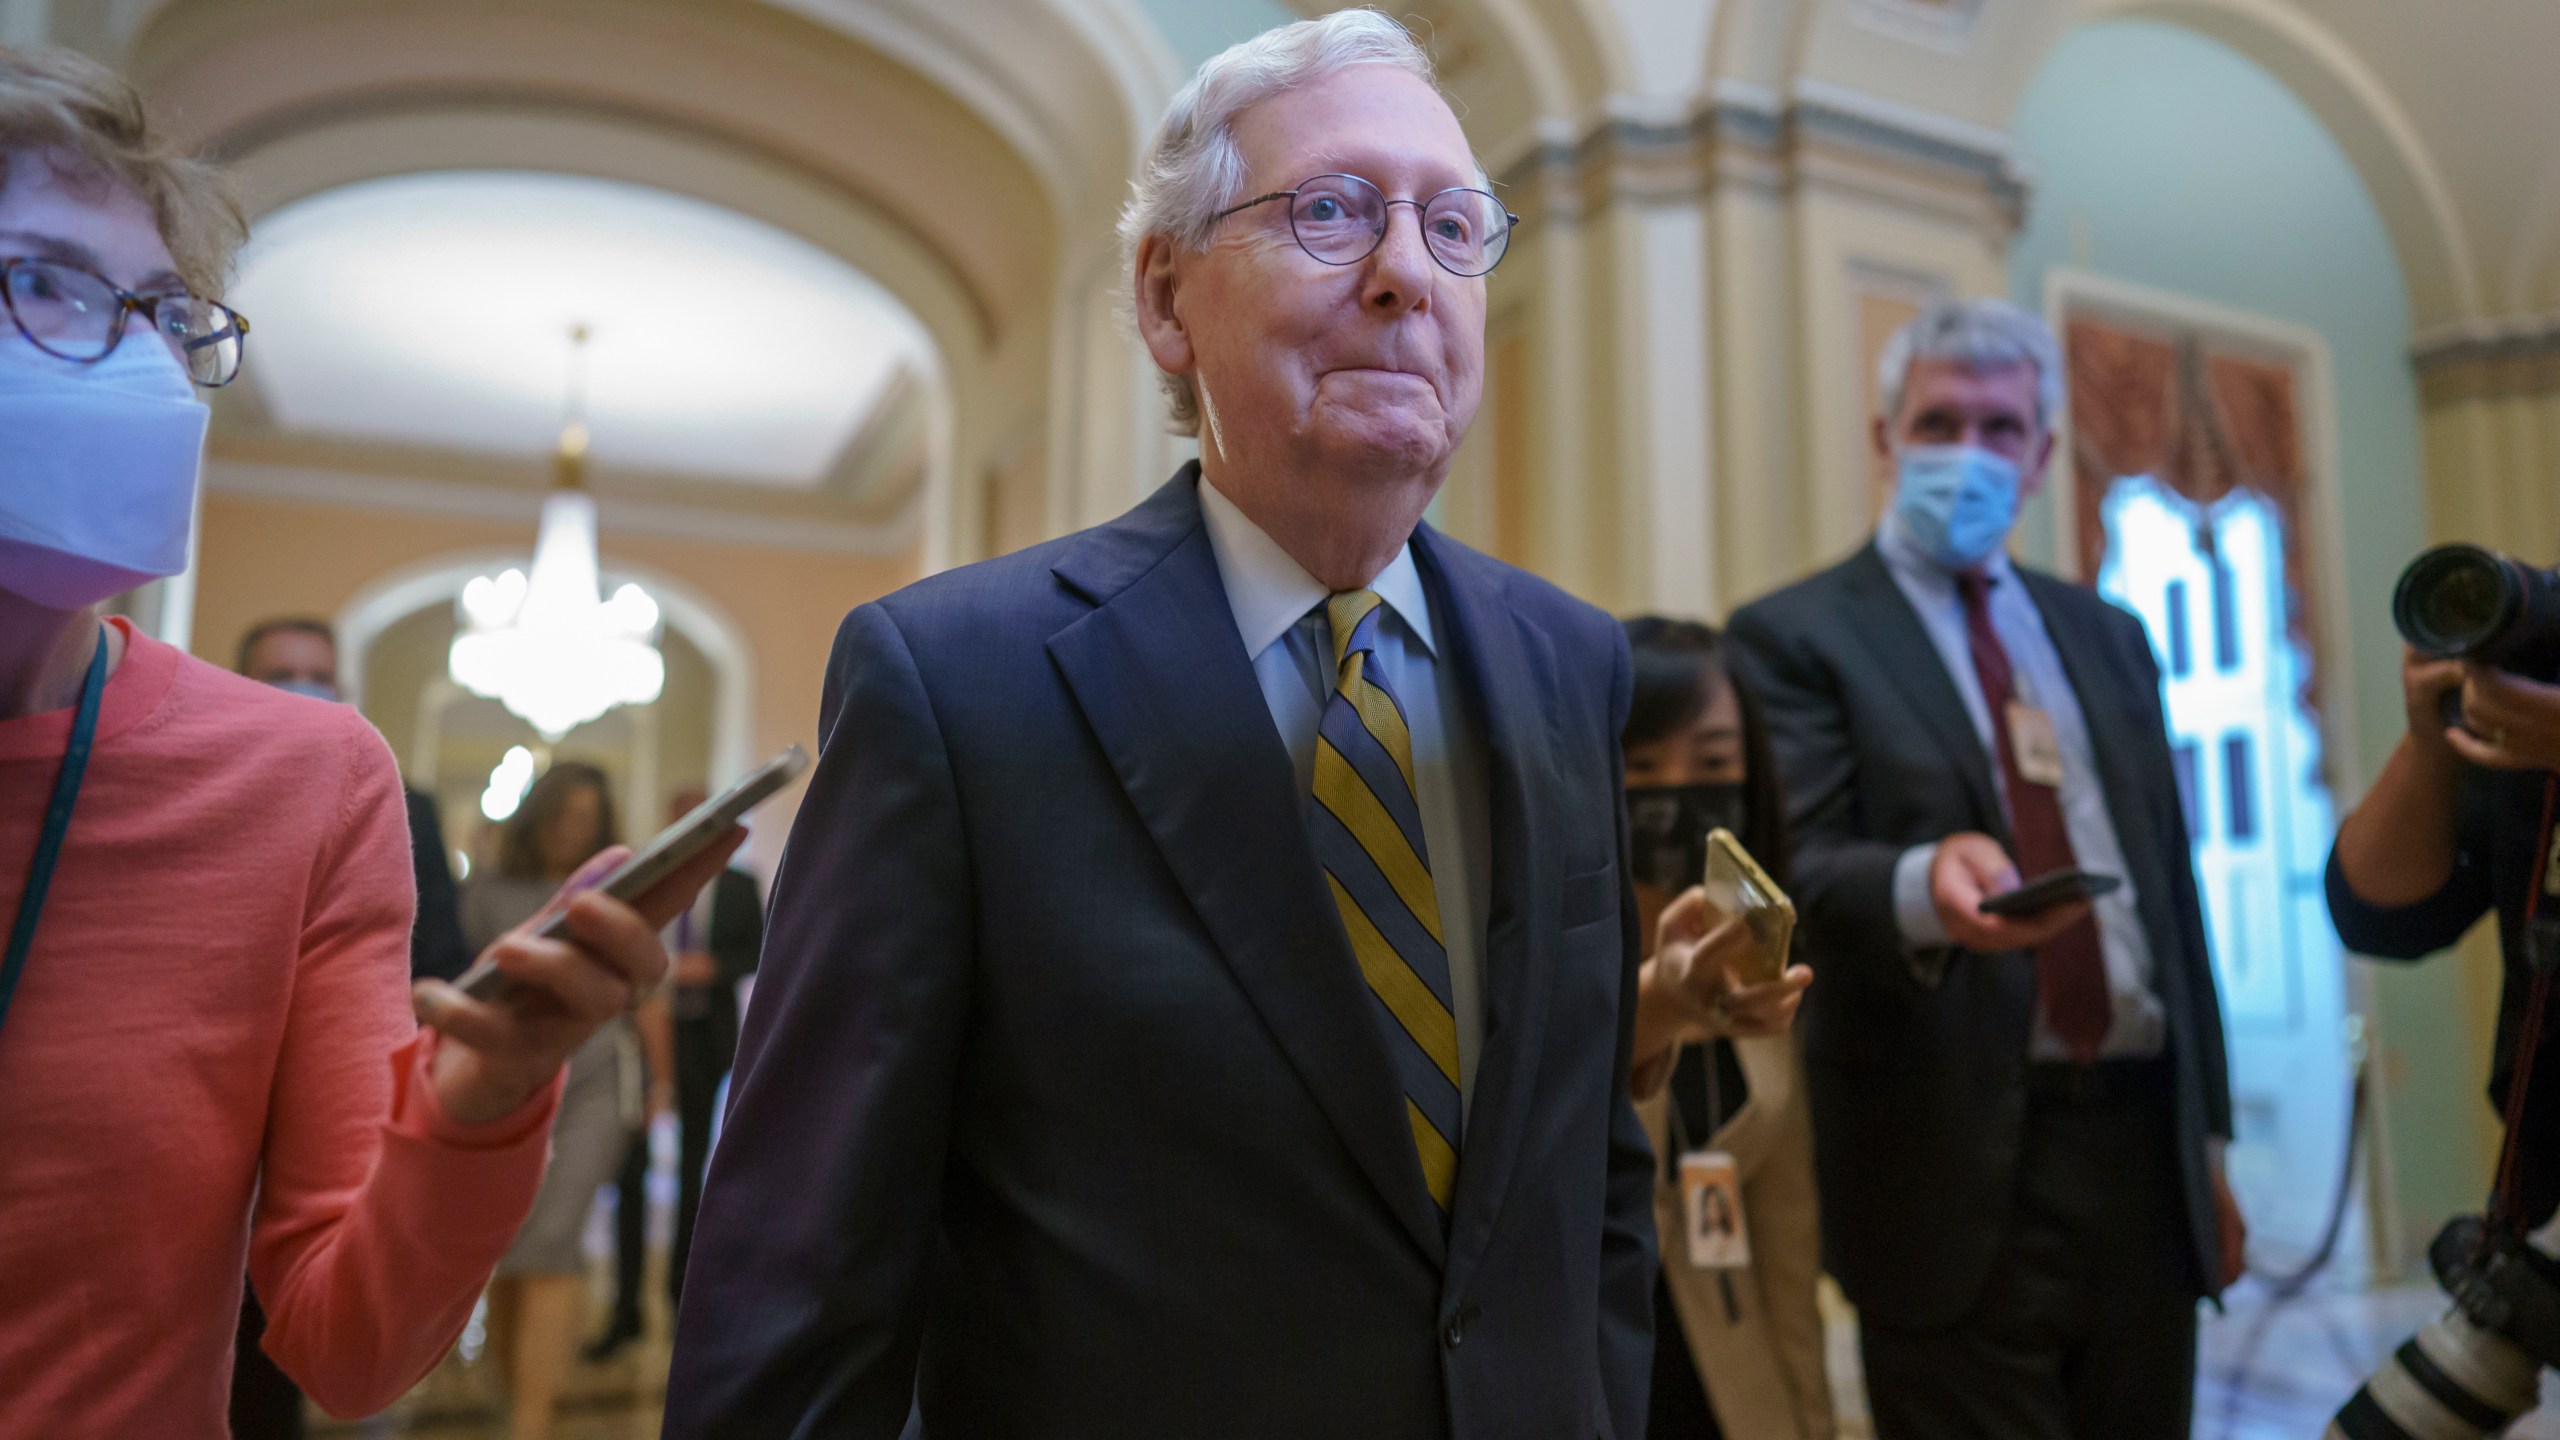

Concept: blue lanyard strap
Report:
left=0, top=624, right=111, bottom=1039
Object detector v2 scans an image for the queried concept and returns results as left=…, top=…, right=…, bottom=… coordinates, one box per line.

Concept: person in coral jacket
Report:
left=0, top=44, right=737, bottom=1438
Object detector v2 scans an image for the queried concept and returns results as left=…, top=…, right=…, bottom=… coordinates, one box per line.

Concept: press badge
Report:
left=1678, top=1151, right=1751, bottom=1270
left=2008, top=702, right=2066, bottom=789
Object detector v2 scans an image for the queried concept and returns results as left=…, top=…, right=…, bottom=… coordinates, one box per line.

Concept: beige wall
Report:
left=192, top=492, right=922, bottom=874
left=1449, top=100, right=2020, bottom=618
left=2417, top=350, right=2560, bottom=569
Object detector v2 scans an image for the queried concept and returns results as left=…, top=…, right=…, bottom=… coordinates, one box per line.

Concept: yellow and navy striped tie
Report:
left=1310, top=588, right=1461, bottom=1214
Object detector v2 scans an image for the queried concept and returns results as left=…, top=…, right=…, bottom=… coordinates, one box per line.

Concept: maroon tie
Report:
left=1954, top=570, right=2111, bottom=1063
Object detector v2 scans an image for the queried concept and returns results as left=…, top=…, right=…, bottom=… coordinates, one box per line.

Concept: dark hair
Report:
left=498, top=762, right=619, bottom=880
left=1620, top=615, right=1791, bottom=890
left=236, top=616, right=337, bottom=675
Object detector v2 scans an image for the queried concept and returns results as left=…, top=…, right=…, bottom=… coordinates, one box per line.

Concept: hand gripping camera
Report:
left=2394, top=545, right=2560, bottom=723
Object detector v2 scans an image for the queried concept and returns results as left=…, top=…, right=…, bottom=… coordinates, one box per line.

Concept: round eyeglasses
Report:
left=2, top=255, right=251, bottom=388
left=1213, top=173, right=1517, bottom=278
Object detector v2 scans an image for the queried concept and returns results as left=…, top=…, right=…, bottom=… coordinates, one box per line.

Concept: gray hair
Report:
left=1117, top=8, right=1442, bottom=437
left=1876, top=297, right=2064, bottom=431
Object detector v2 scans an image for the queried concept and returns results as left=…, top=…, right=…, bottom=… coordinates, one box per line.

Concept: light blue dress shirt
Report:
left=1876, top=511, right=2168, bottom=1061
left=1197, top=478, right=1493, bottom=1106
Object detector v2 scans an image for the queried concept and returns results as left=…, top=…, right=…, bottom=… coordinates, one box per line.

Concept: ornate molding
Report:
left=1494, top=77, right=2031, bottom=232
left=1844, top=0, right=1986, bottom=56
left=205, top=459, right=922, bottom=557
left=2410, top=313, right=2560, bottom=376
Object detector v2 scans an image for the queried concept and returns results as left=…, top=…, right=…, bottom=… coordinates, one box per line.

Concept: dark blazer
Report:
left=663, top=466, right=1656, bottom=1440
left=675, top=867, right=762, bottom=1071
left=1725, top=543, right=2232, bottom=1331
left=403, top=787, right=469, bottom=984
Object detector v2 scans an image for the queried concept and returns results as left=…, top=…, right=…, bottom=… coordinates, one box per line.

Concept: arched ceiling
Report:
left=2223, top=0, right=2559, bottom=318
left=230, top=170, right=933, bottom=486
left=1769, top=0, right=2558, bottom=328
left=120, top=0, right=1057, bottom=332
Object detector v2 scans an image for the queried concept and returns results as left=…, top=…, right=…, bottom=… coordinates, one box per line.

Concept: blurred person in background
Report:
left=238, top=616, right=472, bottom=984
left=589, top=786, right=764, bottom=1362
left=1727, top=297, right=2240, bottom=1440
left=226, top=617, right=470, bottom=1440
left=1618, top=616, right=1829, bottom=1440
left=0, top=43, right=736, bottom=1438
left=659, top=792, right=763, bottom=1301
left=590, top=990, right=671, bottom=1366
left=460, top=761, right=654, bottom=1440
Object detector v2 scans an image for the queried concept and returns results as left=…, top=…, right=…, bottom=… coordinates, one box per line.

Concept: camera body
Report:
left=2431, top=1216, right=2560, bottom=1367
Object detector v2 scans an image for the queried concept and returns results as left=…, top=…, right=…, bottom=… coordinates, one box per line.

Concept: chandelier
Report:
left=448, top=325, right=665, bottom=741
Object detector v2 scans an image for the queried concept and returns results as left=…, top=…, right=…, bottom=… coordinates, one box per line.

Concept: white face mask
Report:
left=0, top=331, right=209, bottom=610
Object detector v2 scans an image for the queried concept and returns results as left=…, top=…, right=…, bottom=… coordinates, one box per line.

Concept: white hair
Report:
left=1117, top=8, right=1442, bottom=436
left=1876, top=297, right=2065, bottom=431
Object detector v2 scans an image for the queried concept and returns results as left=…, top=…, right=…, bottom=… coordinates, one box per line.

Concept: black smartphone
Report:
left=453, top=744, right=810, bottom=1002
left=1977, top=868, right=2122, bottom=918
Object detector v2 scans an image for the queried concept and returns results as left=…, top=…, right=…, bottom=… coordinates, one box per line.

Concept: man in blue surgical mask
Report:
left=1726, top=298, right=2243, bottom=1440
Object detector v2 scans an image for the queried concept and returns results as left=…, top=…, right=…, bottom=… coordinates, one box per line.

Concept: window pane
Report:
left=2211, top=556, right=2241, bottom=672
left=2172, top=741, right=2201, bottom=841
left=2165, top=580, right=2192, bottom=678
left=2222, top=731, right=2255, bottom=842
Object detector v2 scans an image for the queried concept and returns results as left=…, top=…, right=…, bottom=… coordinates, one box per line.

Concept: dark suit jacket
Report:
left=403, top=787, right=469, bottom=984
left=674, top=867, right=762, bottom=1074
left=1726, top=544, right=2232, bottom=1331
left=663, top=467, right=1656, bottom=1440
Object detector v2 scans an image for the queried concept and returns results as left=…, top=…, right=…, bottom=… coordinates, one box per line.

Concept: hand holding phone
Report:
left=1650, top=886, right=1812, bottom=1044
left=451, top=746, right=808, bottom=1002
left=1978, top=868, right=2122, bottom=918
left=1929, top=832, right=2100, bottom=954
left=415, top=746, right=807, bottom=1125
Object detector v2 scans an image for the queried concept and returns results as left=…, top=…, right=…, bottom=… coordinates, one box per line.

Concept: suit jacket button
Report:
left=1444, top=1320, right=1464, bottom=1350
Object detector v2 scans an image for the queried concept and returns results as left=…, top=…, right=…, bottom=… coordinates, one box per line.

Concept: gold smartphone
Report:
left=1702, top=828, right=1794, bottom=985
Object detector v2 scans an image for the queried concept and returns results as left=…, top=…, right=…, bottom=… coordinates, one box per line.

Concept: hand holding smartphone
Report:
left=1977, top=867, right=2121, bottom=919
left=453, top=745, right=809, bottom=1002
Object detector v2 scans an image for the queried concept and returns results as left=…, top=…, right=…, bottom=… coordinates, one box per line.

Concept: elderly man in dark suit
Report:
left=1727, top=298, right=2246, bottom=1440
left=663, top=12, right=1654, bottom=1439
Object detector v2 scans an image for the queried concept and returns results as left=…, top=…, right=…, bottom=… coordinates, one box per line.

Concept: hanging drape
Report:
left=2063, top=315, right=2323, bottom=714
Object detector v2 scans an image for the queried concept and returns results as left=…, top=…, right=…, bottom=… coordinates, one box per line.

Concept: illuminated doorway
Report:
left=2055, top=275, right=2363, bottom=1279
left=2097, top=480, right=2357, bottom=1270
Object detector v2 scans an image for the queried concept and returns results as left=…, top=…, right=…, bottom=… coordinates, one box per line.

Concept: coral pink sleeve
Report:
left=244, top=717, right=559, bottom=1419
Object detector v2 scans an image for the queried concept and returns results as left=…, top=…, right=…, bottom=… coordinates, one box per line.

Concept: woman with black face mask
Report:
left=1621, top=616, right=1833, bottom=1440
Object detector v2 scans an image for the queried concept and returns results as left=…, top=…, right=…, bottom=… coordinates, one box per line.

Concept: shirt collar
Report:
left=1874, top=505, right=2018, bottom=599
left=1197, top=475, right=1436, bottom=661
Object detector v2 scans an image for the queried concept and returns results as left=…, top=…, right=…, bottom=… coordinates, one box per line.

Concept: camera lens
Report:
left=2395, top=545, right=2521, bottom=659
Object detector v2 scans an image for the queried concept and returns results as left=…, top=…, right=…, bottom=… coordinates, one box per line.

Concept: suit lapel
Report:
left=1839, top=546, right=2005, bottom=835
left=1411, top=528, right=1560, bottom=1300
left=1046, top=473, right=1450, bottom=1267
